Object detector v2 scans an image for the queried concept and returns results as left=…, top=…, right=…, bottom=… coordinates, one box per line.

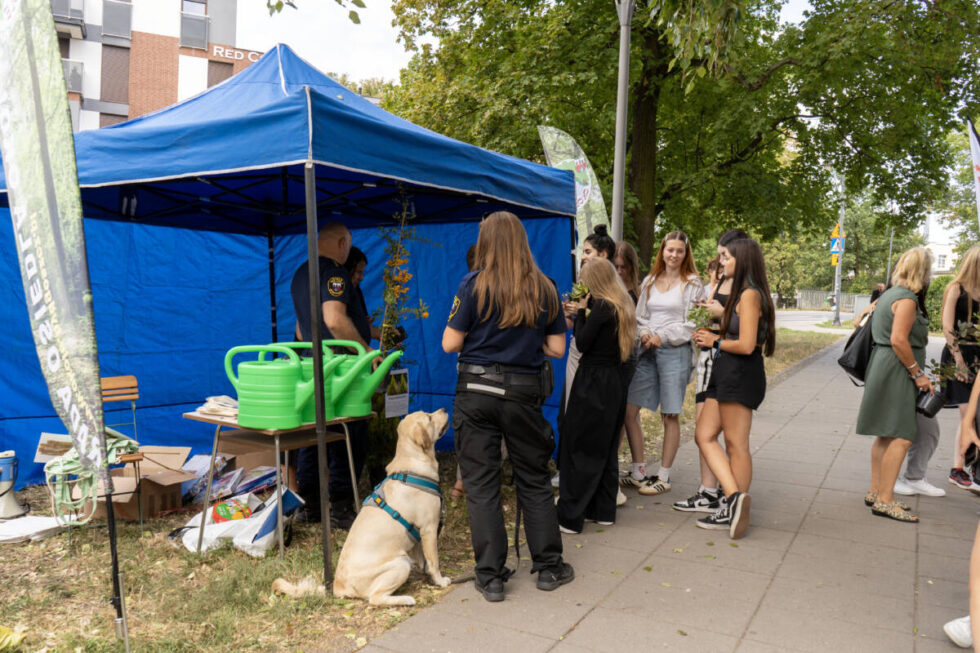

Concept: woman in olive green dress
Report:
left=856, top=247, right=934, bottom=522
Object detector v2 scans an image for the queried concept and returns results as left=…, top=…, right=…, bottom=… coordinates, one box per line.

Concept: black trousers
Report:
left=453, top=391, right=564, bottom=586
left=295, top=420, right=368, bottom=511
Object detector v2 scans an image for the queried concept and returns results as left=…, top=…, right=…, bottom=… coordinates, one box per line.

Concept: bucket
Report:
left=0, top=451, right=16, bottom=484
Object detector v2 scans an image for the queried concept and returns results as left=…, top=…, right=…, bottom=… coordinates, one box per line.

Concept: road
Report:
left=776, top=309, right=853, bottom=333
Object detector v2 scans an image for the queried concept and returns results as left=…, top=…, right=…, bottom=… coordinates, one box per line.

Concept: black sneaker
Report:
left=728, top=492, right=751, bottom=540
left=672, top=490, right=721, bottom=513
left=949, top=468, right=972, bottom=489
left=537, top=562, right=575, bottom=591
left=696, top=500, right=730, bottom=530
left=475, top=577, right=505, bottom=602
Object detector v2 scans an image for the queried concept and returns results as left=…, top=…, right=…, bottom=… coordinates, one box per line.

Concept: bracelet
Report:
left=713, top=339, right=721, bottom=353
left=906, top=361, right=918, bottom=369
left=910, top=370, right=925, bottom=380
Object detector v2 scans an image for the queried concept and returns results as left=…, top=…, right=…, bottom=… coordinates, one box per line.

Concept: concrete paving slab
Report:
left=917, top=575, right=969, bottom=610
left=602, top=557, right=771, bottom=637
left=560, top=606, right=739, bottom=652
left=745, top=604, right=915, bottom=653
left=918, top=551, right=971, bottom=583
left=371, top=606, right=555, bottom=653
left=916, top=600, right=967, bottom=642
left=788, top=531, right=916, bottom=571
left=651, top=528, right=786, bottom=576
left=775, top=551, right=914, bottom=599
left=758, top=575, right=913, bottom=630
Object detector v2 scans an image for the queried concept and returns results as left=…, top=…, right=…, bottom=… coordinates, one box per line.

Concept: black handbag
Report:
left=838, top=313, right=874, bottom=384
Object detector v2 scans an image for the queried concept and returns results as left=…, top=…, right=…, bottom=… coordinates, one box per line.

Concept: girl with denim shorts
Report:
left=621, top=231, right=703, bottom=496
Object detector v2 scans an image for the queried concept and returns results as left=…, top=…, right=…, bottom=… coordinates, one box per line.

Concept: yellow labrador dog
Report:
left=333, top=409, right=450, bottom=605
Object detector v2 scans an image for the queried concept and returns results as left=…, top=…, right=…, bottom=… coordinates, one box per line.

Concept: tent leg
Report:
left=106, top=494, right=131, bottom=652
left=304, top=161, right=333, bottom=585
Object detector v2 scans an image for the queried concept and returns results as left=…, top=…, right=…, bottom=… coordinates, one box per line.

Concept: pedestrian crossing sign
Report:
left=830, top=238, right=844, bottom=254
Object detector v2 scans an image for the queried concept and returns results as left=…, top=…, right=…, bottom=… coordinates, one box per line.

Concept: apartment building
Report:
left=53, top=0, right=262, bottom=131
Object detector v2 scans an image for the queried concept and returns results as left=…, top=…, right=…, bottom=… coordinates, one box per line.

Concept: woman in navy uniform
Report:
left=443, top=211, right=574, bottom=602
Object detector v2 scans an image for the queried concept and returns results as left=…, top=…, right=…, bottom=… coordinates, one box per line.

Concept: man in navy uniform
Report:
left=290, top=221, right=373, bottom=528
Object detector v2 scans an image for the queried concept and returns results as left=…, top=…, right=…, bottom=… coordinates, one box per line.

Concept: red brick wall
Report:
left=128, top=32, right=261, bottom=118
left=128, top=31, right=179, bottom=118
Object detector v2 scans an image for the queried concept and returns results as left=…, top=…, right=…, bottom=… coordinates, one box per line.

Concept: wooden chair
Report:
left=101, top=375, right=144, bottom=532
left=101, top=375, right=140, bottom=439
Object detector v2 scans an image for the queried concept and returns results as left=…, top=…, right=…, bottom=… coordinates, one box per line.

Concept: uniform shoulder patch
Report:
left=448, top=296, right=460, bottom=321
left=327, top=276, right=346, bottom=297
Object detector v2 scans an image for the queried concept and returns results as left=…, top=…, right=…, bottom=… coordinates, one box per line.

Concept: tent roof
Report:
left=0, top=44, right=574, bottom=233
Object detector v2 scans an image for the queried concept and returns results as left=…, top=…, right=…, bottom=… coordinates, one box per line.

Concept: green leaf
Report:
left=351, top=0, right=367, bottom=6
left=348, top=9, right=361, bottom=23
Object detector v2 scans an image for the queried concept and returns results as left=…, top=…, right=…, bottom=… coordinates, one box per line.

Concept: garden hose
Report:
left=43, top=428, right=139, bottom=526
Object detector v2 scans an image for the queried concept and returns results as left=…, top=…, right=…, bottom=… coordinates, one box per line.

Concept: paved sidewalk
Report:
left=368, top=340, right=978, bottom=653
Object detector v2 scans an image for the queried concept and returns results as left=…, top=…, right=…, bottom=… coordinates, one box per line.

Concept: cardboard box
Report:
left=72, top=446, right=198, bottom=521
left=218, top=439, right=277, bottom=471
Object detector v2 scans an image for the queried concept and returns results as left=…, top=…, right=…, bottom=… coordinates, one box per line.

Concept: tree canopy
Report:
left=385, top=0, right=980, bottom=263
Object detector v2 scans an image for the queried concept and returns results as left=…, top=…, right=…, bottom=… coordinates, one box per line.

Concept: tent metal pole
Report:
left=267, top=221, right=277, bottom=344
left=304, top=161, right=333, bottom=584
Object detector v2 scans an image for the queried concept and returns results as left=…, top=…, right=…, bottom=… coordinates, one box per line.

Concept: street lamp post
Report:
left=610, top=0, right=635, bottom=242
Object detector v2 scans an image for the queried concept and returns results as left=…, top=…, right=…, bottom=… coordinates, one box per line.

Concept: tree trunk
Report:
left=628, top=27, right=667, bottom=265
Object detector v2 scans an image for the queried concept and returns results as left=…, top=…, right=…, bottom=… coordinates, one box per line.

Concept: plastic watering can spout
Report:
left=366, top=351, right=404, bottom=390
left=294, top=355, right=344, bottom=411
left=332, top=350, right=379, bottom=398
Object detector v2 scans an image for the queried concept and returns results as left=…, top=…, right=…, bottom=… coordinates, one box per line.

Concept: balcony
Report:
left=62, top=59, right=84, bottom=93
left=179, top=12, right=209, bottom=50
left=51, top=0, right=85, bottom=39
left=102, top=0, right=132, bottom=39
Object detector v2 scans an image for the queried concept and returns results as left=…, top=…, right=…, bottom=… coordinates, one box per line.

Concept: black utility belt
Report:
left=457, top=361, right=553, bottom=403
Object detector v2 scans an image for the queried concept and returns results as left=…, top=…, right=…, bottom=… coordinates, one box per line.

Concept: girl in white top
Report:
left=621, top=231, right=704, bottom=496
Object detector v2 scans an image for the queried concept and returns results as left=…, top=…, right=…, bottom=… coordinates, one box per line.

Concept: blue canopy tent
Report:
left=0, top=45, right=575, bottom=504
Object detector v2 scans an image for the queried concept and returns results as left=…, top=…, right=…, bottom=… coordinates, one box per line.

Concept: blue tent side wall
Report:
left=1, top=207, right=572, bottom=488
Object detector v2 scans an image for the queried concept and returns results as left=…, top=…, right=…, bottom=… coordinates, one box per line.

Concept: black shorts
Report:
left=704, top=349, right=766, bottom=410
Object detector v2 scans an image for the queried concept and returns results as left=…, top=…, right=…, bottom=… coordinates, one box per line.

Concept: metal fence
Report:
left=795, top=289, right=860, bottom=311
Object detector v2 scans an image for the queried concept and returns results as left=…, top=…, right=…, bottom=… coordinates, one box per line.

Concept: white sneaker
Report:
left=551, top=472, right=560, bottom=488
left=616, top=488, right=627, bottom=506
left=893, top=477, right=915, bottom=496
left=902, top=477, right=947, bottom=497
left=944, top=615, right=971, bottom=648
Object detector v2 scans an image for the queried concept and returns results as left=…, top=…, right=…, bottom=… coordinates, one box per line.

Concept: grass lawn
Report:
left=814, top=319, right=855, bottom=330
left=1, top=328, right=842, bottom=652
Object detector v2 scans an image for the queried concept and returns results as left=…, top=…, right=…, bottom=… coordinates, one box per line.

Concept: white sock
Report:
left=658, top=466, right=670, bottom=483
left=631, top=462, right=646, bottom=480
left=699, top=484, right=719, bottom=497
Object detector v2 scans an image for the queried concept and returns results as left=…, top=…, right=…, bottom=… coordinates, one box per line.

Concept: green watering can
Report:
left=266, top=341, right=362, bottom=422
left=332, top=348, right=405, bottom=418
left=225, top=344, right=318, bottom=430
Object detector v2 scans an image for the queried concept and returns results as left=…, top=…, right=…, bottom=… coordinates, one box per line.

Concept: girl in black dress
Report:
left=942, top=247, right=980, bottom=489
left=557, top=258, right=637, bottom=533
left=692, top=238, right=775, bottom=539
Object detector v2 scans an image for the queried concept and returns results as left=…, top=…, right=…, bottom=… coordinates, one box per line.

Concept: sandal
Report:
left=871, top=500, right=918, bottom=523
left=864, top=492, right=911, bottom=511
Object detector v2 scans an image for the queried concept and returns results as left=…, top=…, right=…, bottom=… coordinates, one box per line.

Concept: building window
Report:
left=63, top=59, right=84, bottom=93
left=183, top=0, right=207, bottom=15
left=207, top=60, right=234, bottom=87
left=102, top=0, right=132, bottom=39
left=938, top=255, right=947, bottom=269
left=101, top=45, right=130, bottom=104
left=100, top=113, right=127, bottom=128
left=181, top=1, right=209, bottom=49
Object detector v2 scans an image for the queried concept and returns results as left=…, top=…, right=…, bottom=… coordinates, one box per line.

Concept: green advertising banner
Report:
left=0, top=0, right=108, bottom=480
left=538, top=126, right=610, bottom=258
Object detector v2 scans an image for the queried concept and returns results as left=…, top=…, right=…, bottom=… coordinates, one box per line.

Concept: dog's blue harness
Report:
left=363, top=472, right=442, bottom=542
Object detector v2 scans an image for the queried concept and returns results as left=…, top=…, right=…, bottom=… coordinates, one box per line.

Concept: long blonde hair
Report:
left=579, top=258, right=637, bottom=362
left=891, top=247, right=933, bottom=294
left=473, top=211, right=559, bottom=328
left=947, top=246, right=980, bottom=302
